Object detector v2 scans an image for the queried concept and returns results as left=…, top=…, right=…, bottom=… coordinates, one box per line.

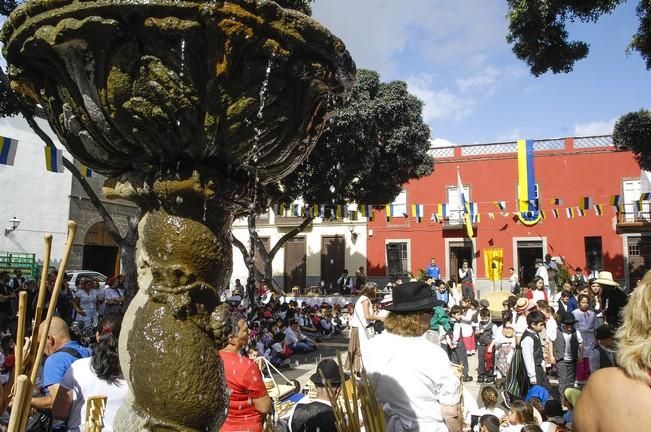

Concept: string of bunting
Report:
left=1, top=133, right=646, bottom=223
left=270, top=199, right=636, bottom=223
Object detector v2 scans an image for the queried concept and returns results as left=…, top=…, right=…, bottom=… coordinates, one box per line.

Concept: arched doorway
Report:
left=82, top=222, right=119, bottom=278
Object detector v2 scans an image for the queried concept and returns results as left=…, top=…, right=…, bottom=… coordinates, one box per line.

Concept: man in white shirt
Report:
left=365, top=281, right=462, bottom=432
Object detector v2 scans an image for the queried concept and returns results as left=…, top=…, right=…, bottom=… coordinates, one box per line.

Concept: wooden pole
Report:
left=20, top=223, right=76, bottom=431
left=25, top=234, right=53, bottom=367
left=7, top=375, right=29, bottom=432
left=14, top=292, right=27, bottom=382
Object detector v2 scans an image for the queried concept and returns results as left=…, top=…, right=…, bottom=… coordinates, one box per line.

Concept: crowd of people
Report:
left=0, top=259, right=648, bottom=432
left=0, top=269, right=129, bottom=431
left=344, top=258, right=649, bottom=432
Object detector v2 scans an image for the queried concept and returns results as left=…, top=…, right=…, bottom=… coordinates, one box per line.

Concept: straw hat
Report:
left=593, top=271, right=619, bottom=287
left=514, top=298, right=535, bottom=313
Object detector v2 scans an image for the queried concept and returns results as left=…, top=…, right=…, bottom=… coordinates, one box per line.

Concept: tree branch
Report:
left=231, top=233, right=250, bottom=265
left=269, top=215, right=314, bottom=259
left=231, top=233, right=265, bottom=280
left=22, top=111, right=124, bottom=245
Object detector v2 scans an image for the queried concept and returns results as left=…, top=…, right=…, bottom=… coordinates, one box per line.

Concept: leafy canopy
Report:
left=613, top=109, right=651, bottom=170
left=275, top=0, right=314, bottom=16
left=279, top=69, right=433, bottom=206
left=505, top=0, right=651, bottom=76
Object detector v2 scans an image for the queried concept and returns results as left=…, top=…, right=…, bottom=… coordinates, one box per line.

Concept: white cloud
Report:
left=406, top=74, right=476, bottom=122
left=430, top=137, right=457, bottom=147
left=573, top=118, right=617, bottom=136
left=456, top=66, right=500, bottom=94
left=312, top=0, right=508, bottom=76
left=494, top=129, right=524, bottom=142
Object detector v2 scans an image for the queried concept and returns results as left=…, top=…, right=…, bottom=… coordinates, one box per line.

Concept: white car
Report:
left=67, top=270, right=107, bottom=291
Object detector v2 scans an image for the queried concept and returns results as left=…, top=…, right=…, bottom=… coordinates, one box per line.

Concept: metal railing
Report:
left=617, top=203, right=651, bottom=224
left=430, top=135, right=615, bottom=159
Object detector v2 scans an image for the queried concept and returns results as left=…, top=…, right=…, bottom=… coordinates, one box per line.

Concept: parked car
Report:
left=67, top=270, right=107, bottom=291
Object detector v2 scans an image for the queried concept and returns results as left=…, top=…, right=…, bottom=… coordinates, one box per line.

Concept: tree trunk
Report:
left=232, top=214, right=314, bottom=295
left=121, top=215, right=139, bottom=305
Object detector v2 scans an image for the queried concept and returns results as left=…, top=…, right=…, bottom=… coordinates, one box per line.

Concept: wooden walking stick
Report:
left=14, top=292, right=27, bottom=387
left=7, top=375, right=29, bottom=432
left=24, top=234, right=53, bottom=369
left=19, top=222, right=77, bottom=431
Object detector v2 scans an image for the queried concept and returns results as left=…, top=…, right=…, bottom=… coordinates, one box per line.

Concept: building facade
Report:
left=366, top=136, right=649, bottom=293
left=0, top=114, right=137, bottom=276
left=231, top=209, right=367, bottom=292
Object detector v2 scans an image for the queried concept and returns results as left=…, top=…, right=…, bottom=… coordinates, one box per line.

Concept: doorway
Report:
left=82, top=222, right=119, bottom=276
left=82, top=245, right=118, bottom=277
left=284, top=237, right=306, bottom=292
left=516, top=240, right=543, bottom=286
left=321, top=236, right=345, bottom=293
left=449, top=240, right=473, bottom=283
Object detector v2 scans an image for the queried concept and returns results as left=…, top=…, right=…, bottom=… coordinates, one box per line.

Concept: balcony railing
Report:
left=616, top=203, right=651, bottom=233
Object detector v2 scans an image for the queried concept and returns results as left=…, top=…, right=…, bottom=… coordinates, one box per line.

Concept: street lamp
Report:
left=4, top=217, right=20, bottom=235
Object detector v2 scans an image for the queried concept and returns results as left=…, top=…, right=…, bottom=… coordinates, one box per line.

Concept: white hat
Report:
left=593, top=271, right=619, bottom=287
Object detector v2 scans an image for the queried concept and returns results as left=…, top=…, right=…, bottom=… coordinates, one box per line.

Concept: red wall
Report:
left=367, top=141, right=639, bottom=281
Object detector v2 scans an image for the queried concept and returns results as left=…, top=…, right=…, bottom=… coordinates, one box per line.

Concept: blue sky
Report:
left=313, top=0, right=651, bottom=146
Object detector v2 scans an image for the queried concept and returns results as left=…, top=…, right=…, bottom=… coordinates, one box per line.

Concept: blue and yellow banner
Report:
left=516, top=139, right=541, bottom=225
left=411, top=204, right=424, bottom=223
left=80, top=164, right=92, bottom=178
left=44, top=146, right=63, bottom=173
left=0, top=137, right=18, bottom=166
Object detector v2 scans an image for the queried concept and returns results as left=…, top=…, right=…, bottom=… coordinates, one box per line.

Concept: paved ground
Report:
left=269, top=330, right=489, bottom=404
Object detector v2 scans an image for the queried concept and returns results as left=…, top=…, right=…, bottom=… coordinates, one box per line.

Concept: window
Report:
left=628, top=238, right=641, bottom=257
left=386, top=242, right=409, bottom=277
left=391, top=190, right=407, bottom=218
left=622, top=179, right=648, bottom=221
left=447, top=185, right=470, bottom=224
left=584, top=236, right=603, bottom=271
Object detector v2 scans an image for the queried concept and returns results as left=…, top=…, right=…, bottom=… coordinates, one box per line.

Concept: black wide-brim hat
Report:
left=310, top=359, right=349, bottom=387
left=385, top=281, right=438, bottom=312
left=560, top=313, right=577, bottom=325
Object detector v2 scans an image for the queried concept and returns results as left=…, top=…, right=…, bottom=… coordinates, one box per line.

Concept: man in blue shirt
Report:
left=31, top=316, right=92, bottom=410
left=425, top=257, right=441, bottom=279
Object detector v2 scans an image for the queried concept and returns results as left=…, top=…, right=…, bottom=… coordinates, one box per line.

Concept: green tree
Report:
left=275, top=0, right=314, bottom=16
left=613, top=109, right=651, bottom=170
left=233, top=69, right=433, bottom=291
left=505, top=0, right=649, bottom=76
left=506, top=0, right=651, bottom=172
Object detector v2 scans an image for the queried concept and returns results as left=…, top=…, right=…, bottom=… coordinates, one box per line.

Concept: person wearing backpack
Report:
left=28, top=316, right=92, bottom=432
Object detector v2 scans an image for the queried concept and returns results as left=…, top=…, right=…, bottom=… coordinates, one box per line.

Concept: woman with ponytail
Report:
left=52, top=313, right=128, bottom=431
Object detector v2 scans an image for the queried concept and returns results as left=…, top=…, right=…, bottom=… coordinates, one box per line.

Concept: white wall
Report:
left=231, top=212, right=367, bottom=290
left=0, top=115, right=72, bottom=265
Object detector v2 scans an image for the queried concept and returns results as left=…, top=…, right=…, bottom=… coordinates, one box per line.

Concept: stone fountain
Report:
left=2, top=0, right=354, bottom=430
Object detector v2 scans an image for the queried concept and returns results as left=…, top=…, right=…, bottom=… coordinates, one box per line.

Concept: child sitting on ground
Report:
left=468, top=386, right=505, bottom=431
left=478, top=414, right=500, bottom=432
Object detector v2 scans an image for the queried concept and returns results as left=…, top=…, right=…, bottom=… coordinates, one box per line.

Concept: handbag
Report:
left=25, top=409, right=53, bottom=432
left=504, top=346, right=530, bottom=400
left=364, top=323, right=376, bottom=339
left=354, top=298, right=375, bottom=340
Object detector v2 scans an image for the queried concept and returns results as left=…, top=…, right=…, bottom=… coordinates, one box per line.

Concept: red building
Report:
left=367, top=136, right=649, bottom=293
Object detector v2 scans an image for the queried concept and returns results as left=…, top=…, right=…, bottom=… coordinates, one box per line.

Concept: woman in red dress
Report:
left=219, top=316, right=272, bottom=432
